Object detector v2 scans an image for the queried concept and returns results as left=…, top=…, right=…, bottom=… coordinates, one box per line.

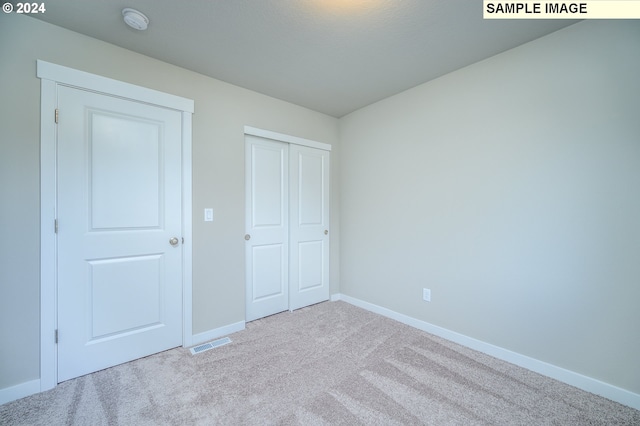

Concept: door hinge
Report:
left=55, top=108, right=59, bottom=124
left=182, top=237, right=184, bottom=244
left=55, top=329, right=58, bottom=344
left=54, top=219, right=58, bottom=233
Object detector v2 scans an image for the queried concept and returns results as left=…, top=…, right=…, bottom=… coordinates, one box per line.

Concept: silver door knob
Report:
left=324, top=230, right=329, bottom=235
left=169, top=237, right=179, bottom=246
left=244, top=234, right=251, bottom=241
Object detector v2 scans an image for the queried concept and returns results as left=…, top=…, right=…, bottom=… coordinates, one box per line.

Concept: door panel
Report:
left=57, top=86, right=182, bottom=382
left=88, top=255, right=162, bottom=338
left=297, top=241, right=323, bottom=291
left=289, top=145, right=330, bottom=311
left=245, top=136, right=289, bottom=322
left=252, top=244, right=286, bottom=299
left=252, top=146, right=286, bottom=227
left=90, top=113, right=161, bottom=229
left=298, top=154, right=324, bottom=225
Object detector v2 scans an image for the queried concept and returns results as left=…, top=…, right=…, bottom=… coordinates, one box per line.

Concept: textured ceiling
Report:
left=30, top=1, right=577, bottom=117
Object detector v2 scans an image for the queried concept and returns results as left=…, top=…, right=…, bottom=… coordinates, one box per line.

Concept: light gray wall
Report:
left=0, top=14, right=340, bottom=389
left=339, top=20, right=640, bottom=394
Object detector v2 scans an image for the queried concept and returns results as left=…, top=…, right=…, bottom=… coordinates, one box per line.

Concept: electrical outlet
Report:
left=423, top=288, right=431, bottom=302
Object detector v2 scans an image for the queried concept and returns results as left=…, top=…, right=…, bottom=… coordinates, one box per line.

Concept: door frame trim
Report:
left=38, top=60, right=194, bottom=392
left=244, top=126, right=331, bottom=152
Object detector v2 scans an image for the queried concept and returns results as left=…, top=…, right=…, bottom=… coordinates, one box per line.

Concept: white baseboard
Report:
left=332, top=293, right=640, bottom=411
left=191, top=321, right=246, bottom=347
left=0, top=379, right=40, bottom=406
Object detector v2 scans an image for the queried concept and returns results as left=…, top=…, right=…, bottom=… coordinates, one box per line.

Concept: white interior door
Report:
left=289, top=145, right=330, bottom=310
left=245, top=136, right=289, bottom=322
left=57, top=85, right=183, bottom=382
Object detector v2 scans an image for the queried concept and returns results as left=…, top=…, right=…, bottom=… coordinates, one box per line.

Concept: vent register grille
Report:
left=190, top=337, right=232, bottom=355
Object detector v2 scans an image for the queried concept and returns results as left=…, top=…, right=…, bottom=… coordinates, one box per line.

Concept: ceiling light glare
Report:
left=122, top=8, right=149, bottom=31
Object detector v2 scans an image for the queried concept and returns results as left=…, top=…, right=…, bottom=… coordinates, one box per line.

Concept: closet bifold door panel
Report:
left=245, top=136, right=289, bottom=322
left=245, top=134, right=330, bottom=322
left=289, top=144, right=330, bottom=311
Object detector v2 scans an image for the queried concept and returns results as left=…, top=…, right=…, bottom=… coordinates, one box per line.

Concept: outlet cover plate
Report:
left=423, top=288, right=431, bottom=302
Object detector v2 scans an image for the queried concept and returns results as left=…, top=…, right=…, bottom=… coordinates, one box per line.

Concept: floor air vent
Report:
left=190, top=337, right=232, bottom=355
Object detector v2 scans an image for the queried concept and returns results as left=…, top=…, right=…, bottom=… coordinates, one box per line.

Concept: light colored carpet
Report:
left=1, top=301, right=638, bottom=425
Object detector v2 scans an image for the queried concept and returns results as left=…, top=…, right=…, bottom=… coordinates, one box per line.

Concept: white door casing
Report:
left=38, top=60, right=194, bottom=390
left=245, top=136, right=289, bottom=322
left=244, top=128, right=331, bottom=321
left=56, top=86, right=183, bottom=381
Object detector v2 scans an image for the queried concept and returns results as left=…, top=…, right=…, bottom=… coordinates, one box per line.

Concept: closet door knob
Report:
left=324, top=230, right=329, bottom=235
left=245, top=234, right=251, bottom=241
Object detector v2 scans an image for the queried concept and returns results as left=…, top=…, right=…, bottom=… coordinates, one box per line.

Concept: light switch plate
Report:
left=204, top=208, right=213, bottom=222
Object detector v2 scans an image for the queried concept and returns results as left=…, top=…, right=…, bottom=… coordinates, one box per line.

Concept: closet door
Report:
left=289, top=145, right=330, bottom=310
left=245, top=136, right=289, bottom=322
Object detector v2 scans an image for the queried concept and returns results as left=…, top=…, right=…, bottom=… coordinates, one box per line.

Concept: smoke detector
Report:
left=122, top=8, right=149, bottom=31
